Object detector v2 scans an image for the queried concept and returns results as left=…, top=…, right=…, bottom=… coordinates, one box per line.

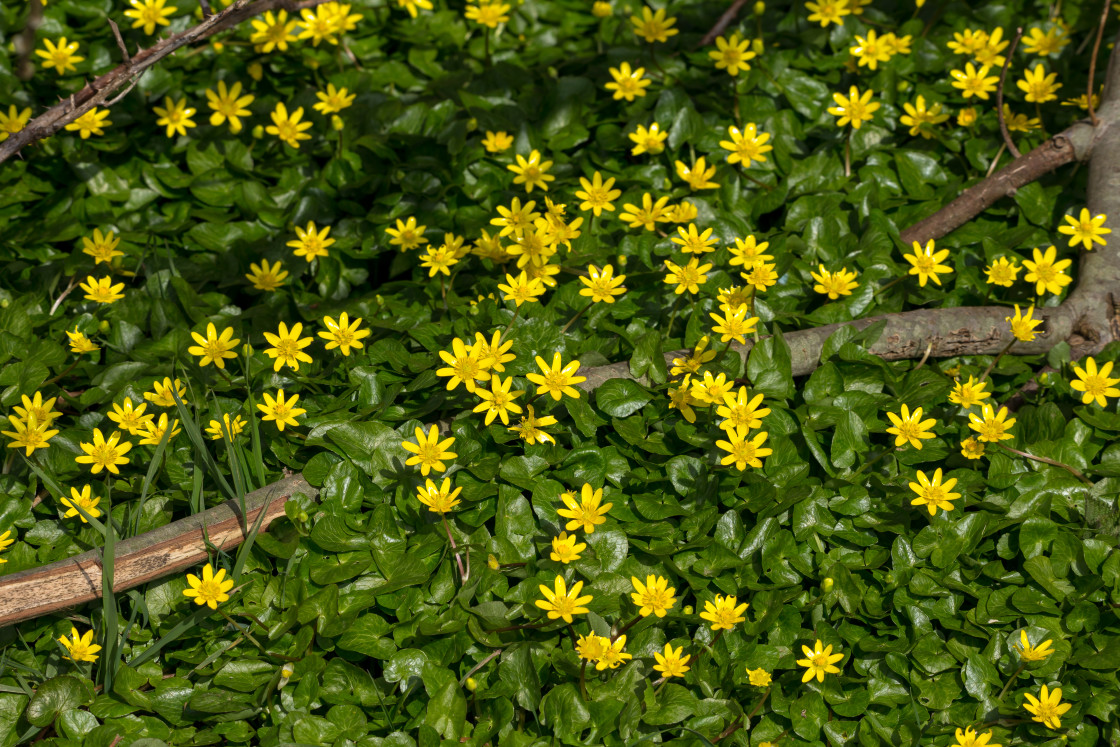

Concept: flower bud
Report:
left=242, top=343, right=254, bottom=356
left=753, top=1, right=765, bottom=13
left=298, top=511, right=309, bottom=523
left=0, top=299, right=8, bottom=309
left=897, top=80, right=910, bottom=92
left=98, top=320, right=110, bottom=333
left=467, top=117, right=479, bottom=131
left=252, top=125, right=264, bottom=139
left=682, top=605, right=693, bottom=615
left=465, top=677, right=478, bottom=691
left=592, top=1, right=612, bottom=17
left=248, top=62, right=263, bottom=81
left=487, top=554, right=500, bottom=570
left=278, top=662, right=295, bottom=688
left=822, top=577, right=834, bottom=592
left=616, top=255, right=627, bottom=267
left=331, top=115, right=345, bottom=131
left=751, top=38, right=764, bottom=55
left=307, top=58, right=320, bottom=70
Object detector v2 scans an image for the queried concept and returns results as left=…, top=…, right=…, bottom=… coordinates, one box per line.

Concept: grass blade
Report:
left=132, top=416, right=173, bottom=536
left=171, top=388, right=236, bottom=502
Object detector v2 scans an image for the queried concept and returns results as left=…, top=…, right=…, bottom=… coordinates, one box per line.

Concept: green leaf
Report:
left=594, top=379, right=652, bottom=417
left=26, top=676, right=92, bottom=727
left=747, top=332, right=794, bottom=399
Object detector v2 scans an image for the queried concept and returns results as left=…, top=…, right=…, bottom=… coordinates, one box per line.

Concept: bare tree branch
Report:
left=698, top=0, right=750, bottom=48
left=996, top=26, right=1024, bottom=159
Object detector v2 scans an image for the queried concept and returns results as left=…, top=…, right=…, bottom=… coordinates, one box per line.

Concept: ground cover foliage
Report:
left=1, top=0, right=1119, bottom=744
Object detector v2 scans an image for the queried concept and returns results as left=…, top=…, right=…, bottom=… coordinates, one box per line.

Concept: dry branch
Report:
left=0, top=0, right=328, bottom=165
left=698, top=0, right=751, bottom=48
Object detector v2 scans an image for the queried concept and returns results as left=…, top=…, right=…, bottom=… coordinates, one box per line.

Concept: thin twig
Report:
left=49, top=276, right=79, bottom=316
left=108, top=19, right=131, bottom=63
left=16, top=0, right=45, bottom=80
left=200, top=0, right=214, bottom=17
left=913, top=342, right=934, bottom=371
left=459, top=649, right=502, bottom=685
left=106, top=74, right=145, bottom=107
left=996, top=443, right=1093, bottom=485
left=996, top=27, right=1024, bottom=159
left=1088, top=0, right=1110, bottom=126
left=698, top=0, right=750, bottom=47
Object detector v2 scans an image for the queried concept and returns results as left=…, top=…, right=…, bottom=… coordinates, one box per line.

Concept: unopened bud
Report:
left=248, top=62, right=263, bottom=81
left=616, top=255, right=627, bottom=267
left=753, top=1, right=765, bottom=13
left=592, top=1, right=612, bottom=17
left=487, top=554, right=500, bottom=571
left=822, top=577, right=834, bottom=592
left=331, top=115, right=344, bottom=131
left=682, top=605, right=693, bottom=615
left=465, top=677, right=478, bottom=691
left=252, top=125, right=264, bottom=139
left=98, top=320, right=110, bottom=333
left=298, top=511, right=308, bottom=523
left=751, top=38, right=764, bottom=54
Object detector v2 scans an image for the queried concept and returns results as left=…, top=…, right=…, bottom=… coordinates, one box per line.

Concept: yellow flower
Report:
left=183, top=563, right=235, bottom=609
left=144, top=377, right=188, bottom=408
left=747, top=667, right=772, bottom=687
left=14, top=392, right=61, bottom=427
left=719, top=123, right=773, bottom=165
left=79, top=275, right=125, bottom=304
left=699, top=594, right=748, bottom=631
left=125, top=0, right=176, bottom=34
left=957, top=107, right=978, bottom=127
left=1023, top=245, right=1073, bottom=294
left=397, top=0, right=434, bottom=17
left=108, top=397, right=154, bottom=435
left=61, top=485, right=102, bottom=523
left=1071, top=357, right=1120, bottom=407
left=138, top=413, right=181, bottom=446
left=654, top=644, right=691, bottom=679
left=1057, top=207, right=1110, bottom=250
left=473, top=375, right=524, bottom=426
left=297, top=4, right=348, bottom=45
left=245, top=258, right=288, bottom=291
left=76, top=428, right=132, bottom=475
left=318, top=312, right=370, bottom=356
left=558, top=483, right=612, bottom=533
left=1002, top=104, right=1041, bottom=133
left=256, top=389, right=306, bottom=432
left=507, top=149, right=555, bottom=193
left=903, top=239, right=953, bottom=287
left=670, top=336, right=715, bottom=381
left=690, top=370, right=732, bottom=405
left=385, top=216, right=429, bottom=251
left=951, top=726, right=1001, bottom=747
left=482, top=130, right=514, bottom=153
left=886, top=404, right=936, bottom=449
left=1022, top=685, right=1071, bottom=730
left=59, top=627, right=102, bottom=663
left=667, top=384, right=698, bottom=423
left=805, top=0, right=850, bottom=27
left=251, top=9, right=298, bottom=51
left=630, top=574, right=677, bottom=618
left=1006, top=304, right=1043, bottom=342
left=0, top=105, right=32, bottom=142
left=188, top=323, right=240, bottom=369
left=670, top=224, right=718, bottom=255
left=675, top=157, right=719, bottom=190
left=263, top=322, right=314, bottom=372
left=900, top=96, right=950, bottom=138
left=949, top=375, right=990, bottom=409
left=850, top=29, right=892, bottom=70
left=576, top=633, right=609, bottom=662
left=549, top=532, right=586, bottom=564
left=416, top=477, right=462, bottom=514
left=596, top=635, right=632, bottom=670
left=153, top=97, right=197, bottom=138
left=728, top=235, right=772, bottom=269
left=960, top=436, right=986, bottom=460
left=630, top=6, right=677, bottom=43
left=497, top=270, right=547, bottom=307
left=36, top=37, right=84, bottom=75
left=401, top=425, right=457, bottom=475
left=65, top=108, right=112, bottom=139
left=0, top=529, right=12, bottom=563
left=266, top=103, right=313, bottom=148
left=578, top=263, right=627, bottom=303
left=968, top=404, right=1016, bottom=442
left=984, top=256, right=1020, bottom=287
left=908, top=468, right=960, bottom=515
left=474, top=330, right=516, bottom=373
left=535, top=575, right=593, bottom=623
left=1017, top=64, right=1061, bottom=103
left=205, top=80, right=255, bottom=134
left=716, top=388, right=769, bottom=433
left=716, top=428, right=772, bottom=470
left=709, top=305, right=759, bottom=345
left=810, top=265, right=859, bottom=299
left=628, top=122, right=668, bottom=156
left=827, top=86, right=879, bottom=129
left=605, top=62, right=652, bottom=102
left=313, top=83, right=356, bottom=115
left=951, top=63, right=999, bottom=99
left=1022, top=26, right=1069, bottom=56
left=509, top=405, right=558, bottom=445
left=592, top=1, right=612, bottom=17
left=66, top=329, right=99, bottom=355
left=491, top=197, right=541, bottom=237
left=465, top=2, right=511, bottom=28
left=710, top=33, right=756, bottom=76
left=742, top=262, right=778, bottom=292
left=206, top=413, right=245, bottom=441
left=80, top=229, right=124, bottom=265
left=620, top=193, right=672, bottom=231
left=663, top=258, right=711, bottom=295
left=974, top=26, right=1009, bottom=66
left=527, top=352, right=586, bottom=400
left=797, top=639, right=844, bottom=682
left=1016, top=630, right=1054, bottom=662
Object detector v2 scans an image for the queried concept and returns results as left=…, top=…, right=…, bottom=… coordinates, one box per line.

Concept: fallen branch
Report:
left=0, top=0, right=329, bottom=165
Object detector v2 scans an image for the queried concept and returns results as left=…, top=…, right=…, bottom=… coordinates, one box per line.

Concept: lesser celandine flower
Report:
left=849, top=29, right=891, bottom=70
left=188, top=323, right=240, bottom=369
left=579, top=264, right=627, bottom=302
left=498, top=270, right=547, bottom=306
left=628, top=122, right=667, bottom=156
left=318, top=312, right=369, bottom=356
left=76, top=429, right=132, bottom=474
left=984, top=256, right=1020, bottom=286
left=605, top=62, right=652, bottom=101
left=717, top=429, right=772, bottom=470
left=251, top=9, right=299, bottom=50
left=313, top=84, right=356, bottom=115
left=630, top=6, right=677, bottom=43
left=67, top=329, right=99, bottom=355
left=509, top=405, right=557, bottom=445
left=1022, top=685, right=1071, bottom=729
left=742, top=262, right=778, bottom=292
left=1071, top=357, right=1120, bottom=406
left=527, top=353, right=586, bottom=400
left=951, top=726, right=1001, bottom=747
left=59, top=627, right=102, bottom=662
left=670, top=336, right=715, bottom=380
left=596, top=636, right=632, bottom=670
left=728, top=235, right=772, bottom=269
left=206, top=81, right=254, bottom=133
left=717, top=388, right=769, bottom=433
left=719, top=123, right=772, bottom=166
left=482, top=131, right=514, bottom=153
left=675, top=157, right=719, bottom=190
left=747, top=667, right=772, bottom=687
left=576, top=633, right=609, bottom=663
left=0, top=105, right=32, bottom=141
left=139, top=413, right=181, bottom=445
left=591, top=1, right=611, bottom=17
left=257, top=390, right=306, bottom=432
left=1016, top=630, right=1054, bottom=662
left=811, top=265, right=859, bottom=299
left=108, top=398, right=153, bottom=435
left=631, top=575, right=677, bottom=617
left=700, top=594, right=748, bottom=630
left=3, top=416, right=55, bottom=456
left=951, top=63, right=998, bottom=99
left=79, top=276, right=125, bottom=304
left=145, top=377, right=188, bottom=407
left=535, top=575, right=593, bottom=623
left=385, top=217, right=428, bottom=251
left=908, top=468, right=959, bottom=515
left=549, top=532, right=585, bottom=564
left=1022, top=26, right=1068, bottom=56
left=1057, top=207, right=1110, bottom=250
left=949, top=376, right=990, bottom=409
left=153, top=98, right=197, bottom=138
left=61, top=488, right=101, bottom=524
left=465, top=2, right=511, bottom=28
left=15, top=392, right=60, bottom=426
left=654, top=644, right=690, bottom=679
left=206, top=413, right=246, bottom=441
left=664, top=258, right=711, bottom=295
left=903, top=240, right=953, bottom=287
left=491, top=197, right=540, bottom=237
left=709, top=305, right=759, bottom=345
left=0, top=530, right=12, bottom=562
left=557, top=484, right=611, bottom=533
left=401, top=425, right=457, bottom=475
left=245, top=258, right=288, bottom=291
left=183, top=563, right=235, bottom=609
left=36, top=37, right=84, bottom=75
left=691, top=370, right=733, bottom=405
left=266, top=103, right=313, bottom=148
left=969, top=404, right=1015, bottom=442
left=1002, top=105, right=1041, bottom=132
left=668, top=384, right=697, bottom=423
left=507, top=150, right=554, bottom=193
left=805, top=0, right=849, bottom=27
left=80, top=229, right=123, bottom=264
left=900, top=96, right=949, bottom=138
left=473, top=376, right=523, bottom=425
left=961, top=437, right=986, bottom=460
left=1006, top=304, right=1043, bottom=342
left=886, top=405, right=936, bottom=449
left=397, top=0, right=434, bottom=18
left=828, top=86, right=879, bottom=129
left=1017, top=64, right=1061, bottom=103
left=263, top=322, right=314, bottom=372
left=797, top=639, right=844, bottom=682
left=416, top=477, right=462, bottom=514
left=710, top=33, right=756, bottom=76
left=125, top=0, right=176, bottom=34
left=671, top=224, right=718, bottom=254
left=65, top=108, right=112, bottom=139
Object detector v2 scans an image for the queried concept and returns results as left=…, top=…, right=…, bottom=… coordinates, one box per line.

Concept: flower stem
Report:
left=442, top=514, right=469, bottom=582
left=979, top=339, right=1016, bottom=384
left=996, top=442, right=1093, bottom=485
left=692, top=628, right=725, bottom=669
left=995, top=661, right=1027, bottom=703
left=561, top=301, right=593, bottom=334
left=498, top=305, right=522, bottom=344
left=873, top=275, right=907, bottom=298
left=579, top=660, right=589, bottom=701
left=611, top=614, right=642, bottom=642
left=843, top=127, right=852, bottom=178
